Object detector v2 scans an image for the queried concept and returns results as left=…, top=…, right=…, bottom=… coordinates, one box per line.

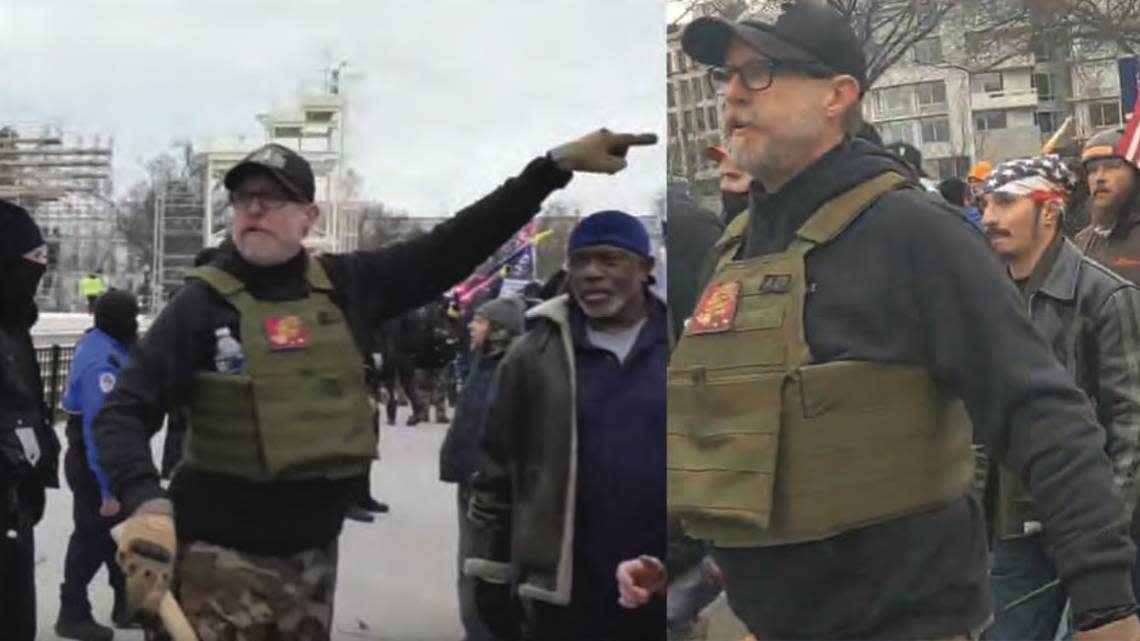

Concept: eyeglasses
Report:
left=707, top=58, right=836, bottom=94
left=228, top=191, right=299, bottom=212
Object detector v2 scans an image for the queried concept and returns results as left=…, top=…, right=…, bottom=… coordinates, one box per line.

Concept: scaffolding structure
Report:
left=0, top=124, right=119, bottom=311
left=151, top=179, right=204, bottom=312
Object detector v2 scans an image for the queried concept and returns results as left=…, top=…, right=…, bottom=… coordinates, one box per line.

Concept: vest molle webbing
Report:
left=667, top=172, right=975, bottom=547
left=183, top=257, right=376, bottom=481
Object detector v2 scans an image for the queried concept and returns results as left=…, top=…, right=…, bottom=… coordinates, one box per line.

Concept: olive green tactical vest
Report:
left=182, top=257, right=377, bottom=482
left=667, top=172, right=975, bottom=547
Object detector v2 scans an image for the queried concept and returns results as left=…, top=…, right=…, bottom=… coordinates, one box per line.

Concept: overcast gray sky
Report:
left=0, top=0, right=665, bottom=217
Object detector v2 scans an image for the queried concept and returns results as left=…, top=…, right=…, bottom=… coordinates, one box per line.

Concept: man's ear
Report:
left=303, top=204, right=321, bottom=236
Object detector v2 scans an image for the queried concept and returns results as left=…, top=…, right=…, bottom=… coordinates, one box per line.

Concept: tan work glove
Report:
left=548, top=128, right=658, bottom=174
left=115, top=498, right=176, bottom=621
left=1076, top=614, right=1140, bottom=641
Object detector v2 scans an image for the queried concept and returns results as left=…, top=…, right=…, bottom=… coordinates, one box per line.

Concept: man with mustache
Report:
left=979, top=156, right=1140, bottom=640
left=1075, top=129, right=1140, bottom=284
left=670, top=2, right=1140, bottom=639
left=90, top=129, right=655, bottom=639
left=466, top=211, right=667, bottom=641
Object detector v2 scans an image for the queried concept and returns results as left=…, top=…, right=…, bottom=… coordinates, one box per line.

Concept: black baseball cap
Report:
left=682, top=0, right=868, bottom=95
left=884, top=141, right=927, bottom=177
left=223, top=143, right=315, bottom=203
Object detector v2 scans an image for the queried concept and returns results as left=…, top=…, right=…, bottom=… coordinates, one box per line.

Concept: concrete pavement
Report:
left=32, top=408, right=463, bottom=641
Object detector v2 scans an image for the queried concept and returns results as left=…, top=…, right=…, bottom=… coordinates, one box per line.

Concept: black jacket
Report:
left=466, top=295, right=667, bottom=640
left=93, top=157, right=571, bottom=556
left=704, top=138, right=1135, bottom=639
left=1020, top=238, right=1140, bottom=514
left=439, top=351, right=502, bottom=485
left=0, top=326, right=61, bottom=527
left=665, top=185, right=723, bottom=342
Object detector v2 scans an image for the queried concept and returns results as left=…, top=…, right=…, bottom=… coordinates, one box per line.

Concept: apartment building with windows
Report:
left=868, top=3, right=1130, bottom=179
left=667, top=1, right=1133, bottom=187
left=667, top=21, right=725, bottom=210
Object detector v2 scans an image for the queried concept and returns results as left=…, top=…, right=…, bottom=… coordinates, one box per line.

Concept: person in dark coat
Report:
left=0, top=200, right=62, bottom=641
left=440, top=296, right=525, bottom=641
left=664, top=185, right=724, bottom=342
left=467, top=211, right=667, bottom=641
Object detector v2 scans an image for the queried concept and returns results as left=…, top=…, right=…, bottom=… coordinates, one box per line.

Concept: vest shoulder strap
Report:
left=790, top=172, right=908, bottom=255
left=712, top=209, right=752, bottom=273
left=305, top=256, right=335, bottom=292
left=187, top=265, right=245, bottom=296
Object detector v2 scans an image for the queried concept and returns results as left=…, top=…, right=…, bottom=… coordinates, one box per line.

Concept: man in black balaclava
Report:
left=0, top=199, right=62, bottom=641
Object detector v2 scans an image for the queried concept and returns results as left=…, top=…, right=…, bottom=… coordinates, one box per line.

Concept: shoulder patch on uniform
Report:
left=98, top=372, right=117, bottom=394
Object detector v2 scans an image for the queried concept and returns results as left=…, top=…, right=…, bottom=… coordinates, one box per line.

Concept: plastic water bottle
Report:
left=214, top=327, right=245, bottom=374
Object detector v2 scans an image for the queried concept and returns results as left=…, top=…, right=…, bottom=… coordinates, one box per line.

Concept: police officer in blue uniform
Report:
left=56, top=290, right=139, bottom=640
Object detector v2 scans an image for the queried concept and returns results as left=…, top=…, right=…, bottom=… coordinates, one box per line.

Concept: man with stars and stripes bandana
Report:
left=980, top=155, right=1140, bottom=641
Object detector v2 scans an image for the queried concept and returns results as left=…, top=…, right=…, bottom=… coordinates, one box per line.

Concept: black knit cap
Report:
left=94, top=289, right=140, bottom=345
left=0, top=199, right=45, bottom=262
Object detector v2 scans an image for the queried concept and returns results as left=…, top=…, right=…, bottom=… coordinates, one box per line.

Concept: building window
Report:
left=668, top=114, right=678, bottom=138
left=971, top=72, right=1004, bottom=94
left=679, top=80, right=691, bottom=103
left=915, top=81, right=947, bottom=108
left=677, top=52, right=688, bottom=73
left=974, top=109, right=1008, bottom=131
left=684, top=110, right=695, bottom=132
left=273, top=126, right=303, bottom=138
left=912, top=37, right=944, bottom=65
left=1031, top=33, right=1054, bottom=61
left=921, top=116, right=951, bottom=143
left=1090, top=101, right=1122, bottom=128
left=696, top=107, right=707, bottom=131
left=691, top=77, right=704, bottom=102
left=707, top=106, right=719, bottom=131
left=927, top=156, right=971, bottom=179
left=875, top=85, right=913, bottom=117
left=1032, top=73, right=1058, bottom=102
left=305, top=110, right=334, bottom=123
left=881, top=119, right=918, bottom=146
left=667, top=52, right=674, bottom=75
left=1035, top=111, right=1063, bottom=134
left=667, top=84, right=675, bottom=108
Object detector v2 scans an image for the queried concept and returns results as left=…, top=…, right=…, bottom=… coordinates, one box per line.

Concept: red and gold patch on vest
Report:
left=689, top=281, right=741, bottom=335
left=263, top=315, right=310, bottom=350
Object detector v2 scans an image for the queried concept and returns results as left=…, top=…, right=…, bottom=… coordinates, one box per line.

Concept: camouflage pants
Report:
left=412, top=367, right=448, bottom=419
left=147, top=539, right=337, bottom=641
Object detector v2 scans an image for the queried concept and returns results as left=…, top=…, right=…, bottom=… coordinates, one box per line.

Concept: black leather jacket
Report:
left=996, top=238, right=1140, bottom=538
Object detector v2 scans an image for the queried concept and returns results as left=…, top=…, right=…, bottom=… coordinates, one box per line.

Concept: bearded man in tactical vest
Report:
left=669, top=3, right=1140, bottom=639
left=979, top=156, right=1140, bottom=640
left=91, top=129, right=656, bottom=639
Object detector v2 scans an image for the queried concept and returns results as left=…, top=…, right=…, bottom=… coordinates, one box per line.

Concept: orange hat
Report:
left=968, top=161, right=993, bottom=182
